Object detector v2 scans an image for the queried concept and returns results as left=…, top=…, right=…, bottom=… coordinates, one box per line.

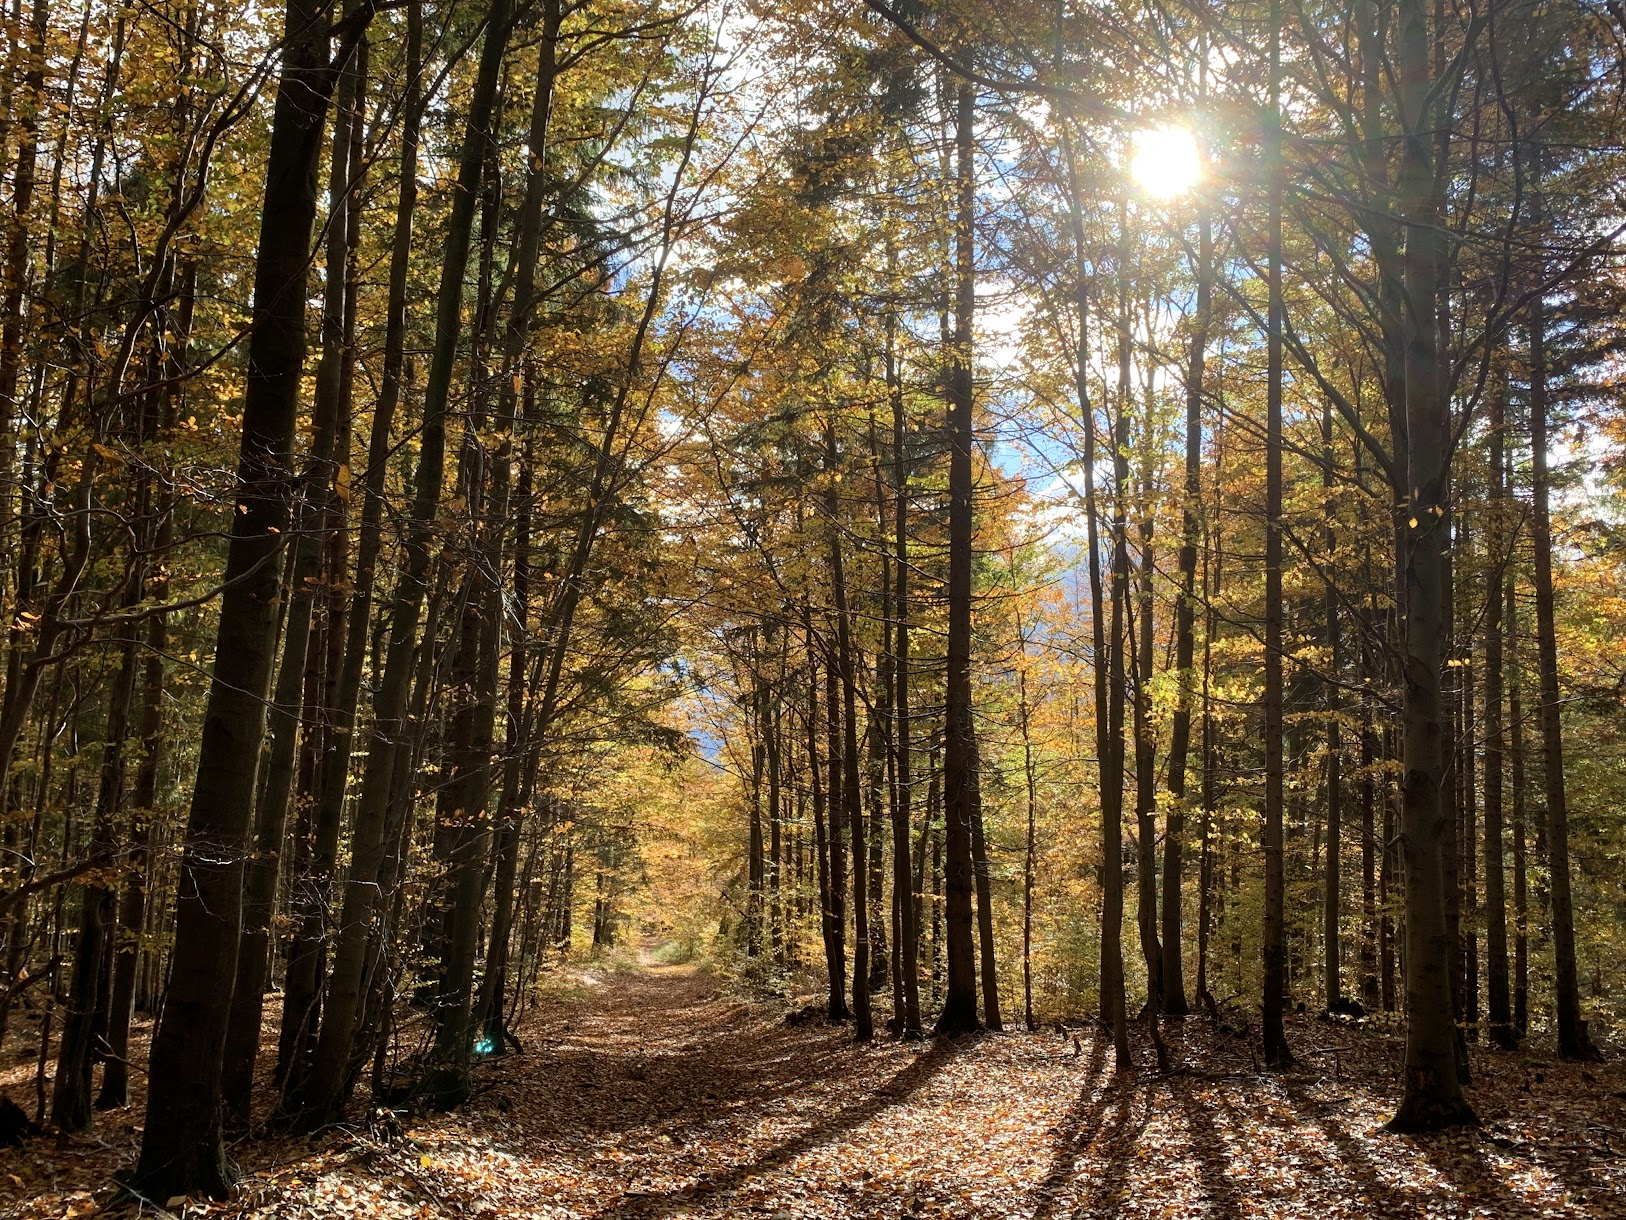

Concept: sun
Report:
left=1129, top=125, right=1202, bottom=199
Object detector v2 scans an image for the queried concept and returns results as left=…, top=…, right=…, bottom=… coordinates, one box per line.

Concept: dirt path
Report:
left=5, top=964, right=1625, bottom=1217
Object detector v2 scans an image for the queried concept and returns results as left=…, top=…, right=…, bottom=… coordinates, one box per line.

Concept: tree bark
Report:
left=287, top=0, right=514, bottom=1129
left=1483, top=379, right=1513, bottom=1048
left=1262, top=0, right=1292, bottom=1069
left=936, top=77, right=979, bottom=1037
left=888, top=313, right=921, bottom=1039
left=1323, top=400, right=1343, bottom=1011
left=1385, top=0, right=1477, bottom=1126
left=1526, top=179, right=1595, bottom=1061
left=1162, top=200, right=1209, bottom=1019
left=133, top=0, right=358, bottom=1194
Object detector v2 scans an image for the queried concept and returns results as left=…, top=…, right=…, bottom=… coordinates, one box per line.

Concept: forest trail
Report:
left=7, top=963, right=1626, bottom=1218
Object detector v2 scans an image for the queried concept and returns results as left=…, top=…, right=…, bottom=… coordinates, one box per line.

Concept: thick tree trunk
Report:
left=1386, top=0, right=1476, bottom=1126
left=133, top=0, right=355, bottom=1194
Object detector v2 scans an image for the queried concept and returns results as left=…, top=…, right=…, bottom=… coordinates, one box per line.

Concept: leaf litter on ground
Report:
left=3, top=964, right=1624, bottom=1218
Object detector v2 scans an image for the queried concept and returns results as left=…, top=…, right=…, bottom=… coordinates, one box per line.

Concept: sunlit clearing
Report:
left=1130, top=125, right=1201, bottom=199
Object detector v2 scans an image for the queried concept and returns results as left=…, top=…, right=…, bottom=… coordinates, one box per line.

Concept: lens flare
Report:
left=1130, top=126, right=1201, bottom=199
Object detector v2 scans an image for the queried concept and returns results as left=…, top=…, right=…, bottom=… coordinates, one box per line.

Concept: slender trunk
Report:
left=1509, top=574, right=1530, bottom=1037
left=477, top=424, right=537, bottom=1051
left=936, top=78, right=979, bottom=1036
left=302, top=0, right=424, bottom=1016
left=99, top=258, right=190, bottom=1115
left=1019, top=667, right=1037, bottom=1032
left=99, top=519, right=171, bottom=1110
left=0, top=0, right=47, bottom=546
left=1360, top=626, right=1381, bottom=1012
left=1195, top=534, right=1220, bottom=1008
left=1527, top=181, right=1593, bottom=1060
left=888, top=314, right=921, bottom=1039
left=1262, top=2, right=1291, bottom=1068
left=1130, top=428, right=1163, bottom=1026
left=827, top=440, right=871, bottom=1041
left=1381, top=722, right=1398, bottom=1012
left=1323, top=401, right=1343, bottom=1011
left=969, top=728, right=1000, bottom=1030
left=1162, top=202, right=1209, bottom=1018
left=812, top=605, right=848, bottom=1021
left=289, top=0, right=514, bottom=1128
left=1062, top=116, right=1128, bottom=1066
left=747, top=669, right=766, bottom=957
left=51, top=623, right=139, bottom=1130
left=1483, top=380, right=1512, bottom=1048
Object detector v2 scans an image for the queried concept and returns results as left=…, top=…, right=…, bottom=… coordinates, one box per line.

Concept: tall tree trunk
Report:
left=825, top=616, right=852, bottom=1024
left=888, top=314, right=921, bottom=1039
left=1359, top=633, right=1380, bottom=1012
left=1323, top=400, right=1343, bottom=1011
left=1162, top=201, right=1209, bottom=1019
left=1526, top=177, right=1595, bottom=1061
left=133, top=0, right=359, bottom=1194
left=936, top=77, right=978, bottom=1036
left=808, top=608, right=846, bottom=1021
left=0, top=0, right=46, bottom=554
left=477, top=424, right=537, bottom=1052
left=827, top=434, right=872, bottom=1042
left=253, top=46, right=367, bottom=1111
left=288, top=0, right=514, bottom=1129
left=99, top=520, right=172, bottom=1111
left=1061, top=115, right=1128, bottom=1069
left=1509, top=572, right=1530, bottom=1038
left=1131, top=404, right=1163, bottom=1030
left=1195, top=519, right=1221, bottom=1009
left=1019, top=665, right=1037, bottom=1032
left=969, top=729, right=1000, bottom=1031
left=747, top=667, right=766, bottom=957
left=99, top=249, right=189, bottom=1107
left=1386, top=0, right=1476, bottom=1126
left=1483, top=379, right=1513, bottom=1048
left=1261, top=0, right=1292, bottom=1069
left=51, top=621, right=139, bottom=1130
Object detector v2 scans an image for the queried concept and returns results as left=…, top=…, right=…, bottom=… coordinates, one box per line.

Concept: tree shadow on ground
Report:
left=483, top=971, right=868, bottom=1145
left=590, top=1035, right=962, bottom=1218
left=1029, top=1035, right=1145, bottom=1220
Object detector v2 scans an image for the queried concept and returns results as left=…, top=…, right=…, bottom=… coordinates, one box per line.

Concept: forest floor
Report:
left=4, top=960, right=1626, bottom=1218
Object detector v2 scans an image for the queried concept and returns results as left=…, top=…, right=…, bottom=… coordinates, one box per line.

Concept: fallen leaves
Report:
left=2, top=965, right=1623, bottom=1218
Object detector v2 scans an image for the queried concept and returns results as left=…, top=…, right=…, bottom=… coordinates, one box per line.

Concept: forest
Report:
left=2, top=0, right=1626, bottom=1214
